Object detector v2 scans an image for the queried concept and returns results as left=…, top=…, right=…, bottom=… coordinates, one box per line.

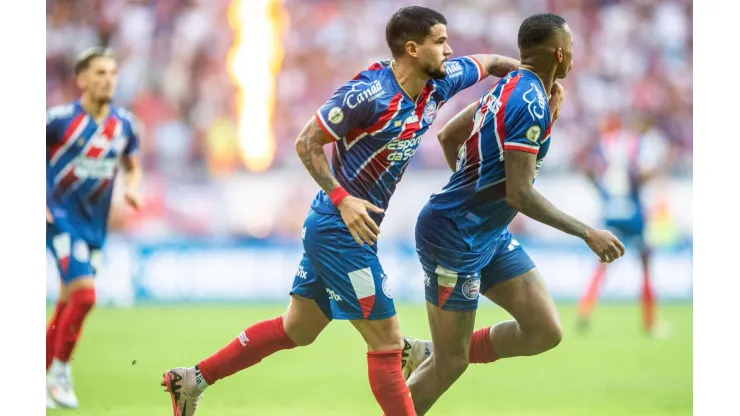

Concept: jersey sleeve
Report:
left=501, top=92, right=551, bottom=155
left=314, top=78, right=378, bottom=141
left=436, top=56, right=485, bottom=101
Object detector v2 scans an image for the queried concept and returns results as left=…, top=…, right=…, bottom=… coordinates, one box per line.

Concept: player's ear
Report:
left=405, top=41, right=420, bottom=58
left=556, top=47, right=563, bottom=64
left=75, top=72, right=86, bottom=91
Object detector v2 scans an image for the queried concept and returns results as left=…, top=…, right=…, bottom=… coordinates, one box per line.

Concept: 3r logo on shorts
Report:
left=326, top=288, right=343, bottom=302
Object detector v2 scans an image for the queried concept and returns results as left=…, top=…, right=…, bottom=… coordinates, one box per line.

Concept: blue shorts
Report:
left=290, top=209, right=396, bottom=321
left=417, top=231, right=535, bottom=312
left=46, top=222, right=101, bottom=283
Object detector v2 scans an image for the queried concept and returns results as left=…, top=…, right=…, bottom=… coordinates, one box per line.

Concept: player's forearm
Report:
left=507, top=186, right=591, bottom=240
left=122, top=157, right=142, bottom=192
left=475, top=54, right=521, bottom=78
left=295, top=122, right=340, bottom=194
left=438, top=101, right=478, bottom=172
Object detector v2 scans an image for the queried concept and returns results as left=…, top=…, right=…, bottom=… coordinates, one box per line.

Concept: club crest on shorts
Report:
left=382, top=274, right=393, bottom=299
left=73, top=240, right=90, bottom=262
left=423, top=100, right=438, bottom=124
left=462, top=278, right=480, bottom=300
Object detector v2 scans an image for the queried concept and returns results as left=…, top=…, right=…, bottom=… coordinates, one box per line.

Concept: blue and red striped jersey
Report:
left=46, top=100, right=140, bottom=247
left=311, top=56, right=485, bottom=224
left=424, top=69, right=553, bottom=268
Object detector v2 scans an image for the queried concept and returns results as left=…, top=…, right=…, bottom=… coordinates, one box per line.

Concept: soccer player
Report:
left=46, top=47, right=142, bottom=409
left=161, top=6, right=523, bottom=416
left=576, top=115, right=676, bottom=336
left=404, top=13, right=626, bottom=414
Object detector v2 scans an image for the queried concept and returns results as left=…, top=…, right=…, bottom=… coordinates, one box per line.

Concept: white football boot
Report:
left=401, top=336, right=433, bottom=379
left=46, top=360, right=79, bottom=409
left=161, top=367, right=205, bottom=416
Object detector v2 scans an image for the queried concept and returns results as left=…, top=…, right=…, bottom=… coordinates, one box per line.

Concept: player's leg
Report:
left=46, top=228, right=99, bottom=409
left=639, top=242, right=656, bottom=334
left=576, top=262, right=607, bottom=331
left=162, top=255, right=331, bottom=416
left=405, top=262, right=480, bottom=415
left=303, top=210, right=415, bottom=415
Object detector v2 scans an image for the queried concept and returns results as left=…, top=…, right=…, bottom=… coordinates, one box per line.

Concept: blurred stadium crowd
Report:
left=46, top=0, right=692, bottom=242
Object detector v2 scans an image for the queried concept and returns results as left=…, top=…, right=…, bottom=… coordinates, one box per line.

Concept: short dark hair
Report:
left=385, top=6, right=447, bottom=57
left=517, top=13, right=567, bottom=49
left=74, top=47, right=115, bottom=75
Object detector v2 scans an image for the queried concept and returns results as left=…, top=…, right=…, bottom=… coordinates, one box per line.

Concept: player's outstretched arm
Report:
left=295, top=118, right=384, bottom=246
left=437, top=101, right=478, bottom=172
left=504, top=150, right=626, bottom=263
left=473, top=55, right=521, bottom=78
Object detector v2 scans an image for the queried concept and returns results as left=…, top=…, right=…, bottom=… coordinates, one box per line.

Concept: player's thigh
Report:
left=46, top=223, right=99, bottom=287
left=302, top=210, right=396, bottom=323
left=286, top=255, right=332, bottom=346
left=481, top=234, right=560, bottom=332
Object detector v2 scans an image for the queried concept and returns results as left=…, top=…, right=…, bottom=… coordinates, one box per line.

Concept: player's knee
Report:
left=69, top=286, right=96, bottom=310
left=288, top=331, right=320, bottom=347
left=534, top=321, right=563, bottom=353
left=434, top=352, right=469, bottom=382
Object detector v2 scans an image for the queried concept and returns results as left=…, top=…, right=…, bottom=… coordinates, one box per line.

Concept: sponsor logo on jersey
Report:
left=445, top=61, right=464, bottom=78
left=386, top=135, right=423, bottom=162
left=342, top=80, right=385, bottom=109
left=523, top=82, right=547, bottom=120
left=326, top=288, right=343, bottom=302
left=72, top=157, right=118, bottom=179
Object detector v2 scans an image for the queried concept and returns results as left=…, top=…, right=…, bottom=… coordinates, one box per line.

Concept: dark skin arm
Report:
left=472, top=54, right=521, bottom=78
left=294, top=118, right=384, bottom=246
left=504, top=150, right=625, bottom=263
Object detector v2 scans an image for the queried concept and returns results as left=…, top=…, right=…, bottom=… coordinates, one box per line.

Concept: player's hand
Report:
left=583, top=228, right=626, bottom=264
left=46, top=206, right=54, bottom=224
left=337, top=196, right=385, bottom=246
left=124, top=189, right=142, bottom=211
left=549, top=82, right=565, bottom=123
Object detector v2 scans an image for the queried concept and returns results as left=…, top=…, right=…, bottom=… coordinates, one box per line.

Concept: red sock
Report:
left=46, top=301, right=68, bottom=370
left=578, top=263, right=607, bottom=319
left=54, top=288, right=96, bottom=362
left=197, top=316, right=296, bottom=385
left=368, top=350, right=416, bottom=416
left=641, top=258, right=655, bottom=332
left=469, top=326, right=498, bottom=364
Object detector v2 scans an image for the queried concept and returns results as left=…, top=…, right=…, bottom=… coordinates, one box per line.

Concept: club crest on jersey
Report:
left=462, top=278, right=480, bottom=300
left=423, top=100, right=438, bottom=124
left=328, top=107, right=344, bottom=124
left=523, top=83, right=546, bottom=121
left=526, top=125, right=542, bottom=143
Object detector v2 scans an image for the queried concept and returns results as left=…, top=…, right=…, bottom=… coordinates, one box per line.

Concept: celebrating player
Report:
left=576, top=115, right=676, bottom=336
left=161, top=6, right=523, bottom=416
left=403, top=13, right=625, bottom=414
left=46, top=47, right=142, bottom=409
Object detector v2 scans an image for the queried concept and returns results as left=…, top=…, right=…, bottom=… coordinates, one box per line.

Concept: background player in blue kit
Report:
left=46, top=47, right=142, bottom=409
left=403, top=14, right=626, bottom=414
left=576, top=115, right=677, bottom=336
left=162, top=6, right=524, bottom=416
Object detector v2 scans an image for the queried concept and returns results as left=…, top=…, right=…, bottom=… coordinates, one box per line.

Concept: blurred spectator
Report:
left=47, top=0, right=692, bottom=242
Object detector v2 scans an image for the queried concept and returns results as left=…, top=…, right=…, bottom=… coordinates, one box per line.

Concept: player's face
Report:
left=79, top=57, right=118, bottom=104
left=555, top=24, right=574, bottom=79
left=418, top=24, right=452, bottom=80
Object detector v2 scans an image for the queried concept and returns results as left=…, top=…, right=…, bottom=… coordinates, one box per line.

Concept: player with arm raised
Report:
left=403, top=14, right=625, bottom=414
left=46, top=47, right=142, bottom=409
left=160, top=6, right=522, bottom=416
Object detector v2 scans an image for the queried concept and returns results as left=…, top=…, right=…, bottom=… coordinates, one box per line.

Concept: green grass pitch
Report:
left=46, top=303, right=692, bottom=415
